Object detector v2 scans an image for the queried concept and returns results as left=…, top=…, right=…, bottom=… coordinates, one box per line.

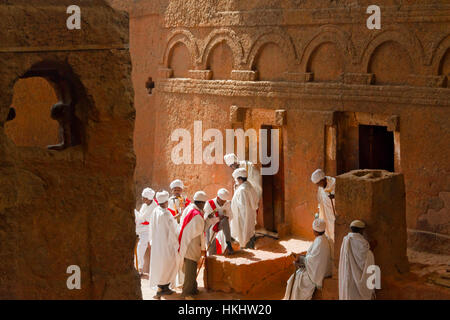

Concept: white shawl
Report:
left=339, top=232, right=375, bottom=300
left=284, top=235, right=332, bottom=300
left=149, top=206, right=180, bottom=288
left=231, top=181, right=259, bottom=248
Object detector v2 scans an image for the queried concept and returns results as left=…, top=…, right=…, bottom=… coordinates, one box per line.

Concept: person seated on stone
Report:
left=168, top=179, right=191, bottom=224
left=230, top=168, right=259, bottom=249
left=339, top=220, right=377, bottom=300
left=149, top=191, right=180, bottom=299
left=283, top=218, right=332, bottom=300
left=311, top=169, right=336, bottom=243
left=204, top=188, right=235, bottom=256
left=178, top=191, right=208, bottom=300
left=134, top=187, right=157, bottom=276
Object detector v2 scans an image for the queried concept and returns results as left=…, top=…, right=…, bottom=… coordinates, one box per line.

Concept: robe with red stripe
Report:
left=207, top=199, right=222, bottom=255
left=178, top=205, right=205, bottom=261
left=168, top=197, right=191, bottom=217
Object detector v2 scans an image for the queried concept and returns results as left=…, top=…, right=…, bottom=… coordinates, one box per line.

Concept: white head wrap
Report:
left=311, top=169, right=326, bottom=184
left=217, top=188, right=231, bottom=201
left=141, top=187, right=155, bottom=200
left=170, top=179, right=184, bottom=190
left=193, top=191, right=208, bottom=202
left=156, top=190, right=170, bottom=204
left=350, top=220, right=366, bottom=228
left=224, top=153, right=238, bottom=166
left=232, top=168, right=248, bottom=180
left=312, top=218, right=326, bottom=232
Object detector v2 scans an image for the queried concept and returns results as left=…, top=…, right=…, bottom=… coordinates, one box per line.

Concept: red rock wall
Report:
left=0, top=1, right=140, bottom=299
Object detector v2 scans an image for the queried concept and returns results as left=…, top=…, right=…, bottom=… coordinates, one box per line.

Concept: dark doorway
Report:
left=261, top=125, right=284, bottom=233
left=359, top=125, right=394, bottom=172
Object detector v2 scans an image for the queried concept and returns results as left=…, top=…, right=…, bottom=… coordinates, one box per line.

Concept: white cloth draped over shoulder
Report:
left=178, top=203, right=194, bottom=232
left=317, top=176, right=336, bottom=242
left=339, top=232, right=375, bottom=300
left=231, top=181, right=259, bottom=248
left=176, top=204, right=206, bottom=286
left=135, top=202, right=157, bottom=235
left=149, top=206, right=180, bottom=288
left=204, top=197, right=232, bottom=253
left=239, top=160, right=262, bottom=201
left=178, top=204, right=206, bottom=263
left=284, top=235, right=332, bottom=300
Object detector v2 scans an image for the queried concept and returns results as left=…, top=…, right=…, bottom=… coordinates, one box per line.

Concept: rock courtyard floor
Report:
left=140, top=236, right=450, bottom=300
left=140, top=236, right=311, bottom=300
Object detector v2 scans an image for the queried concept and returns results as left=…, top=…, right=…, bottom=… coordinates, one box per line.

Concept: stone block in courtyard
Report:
left=335, top=169, right=410, bottom=277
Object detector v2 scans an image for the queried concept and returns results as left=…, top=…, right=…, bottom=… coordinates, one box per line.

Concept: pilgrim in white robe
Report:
left=239, top=160, right=262, bottom=201
left=339, top=232, right=375, bottom=300
left=317, top=176, right=336, bottom=242
left=283, top=235, right=332, bottom=300
left=149, top=206, right=180, bottom=288
left=203, top=197, right=232, bottom=255
left=231, top=181, right=259, bottom=248
left=177, top=204, right=206, bottom=288
left=175, top=202, right=196, bottom=287
left=134, top=201, right=157, bottom=270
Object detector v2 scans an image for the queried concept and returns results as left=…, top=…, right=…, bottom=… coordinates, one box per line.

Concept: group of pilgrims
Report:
left=134, top=154, right=377, bottom=300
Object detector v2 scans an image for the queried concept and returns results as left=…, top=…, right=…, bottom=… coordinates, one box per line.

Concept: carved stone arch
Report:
left=162, top=29, right=199, bottom=69
left=200, top=28, right=245, bottom=69
left=300, top=25, right=355, bottom=72
left=360, top=28, right=424, bottom=74
left=429, top=34, right=450, bottom=75
left=247, top=30, right=298, bottom=70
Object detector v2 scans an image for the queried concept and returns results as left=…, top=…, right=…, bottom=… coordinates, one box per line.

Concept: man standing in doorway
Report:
left=224, top=153, right=262, bottom=201
left=231, top=168, right=259, bottom=249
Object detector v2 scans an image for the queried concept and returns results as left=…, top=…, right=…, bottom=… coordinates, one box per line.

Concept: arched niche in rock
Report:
left=207, top=41, right=234, bottom=80
left=306, top=42, right=344, bottom=82
left=368, top=41, right=413, bottom=85
left=252, top=42, right=288, bottom=81
left=168, top=42, right=192, bottom=78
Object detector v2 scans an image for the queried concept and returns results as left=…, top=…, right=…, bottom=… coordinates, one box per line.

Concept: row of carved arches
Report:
left=162, top=27, right=450, bottom=85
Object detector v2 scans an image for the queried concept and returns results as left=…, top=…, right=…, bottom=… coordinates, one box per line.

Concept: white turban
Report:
left=170, top=179, right=184, bottom=190
left=156, top=190, right=169, bottom=204
left=193, top=191, right=208, bottom=202
left=232, top=168, right=248, bottom=180
left=312, top=218, right=326, bottom=232
left=350, top=220, right=366, bottom=228
left=141, top=187, right=155, bottom=200
left=217, top=188, right=231, bottom=201
left=311, top=169, right=326, bottom=184
left=224, top=153, right=238, bottom=166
